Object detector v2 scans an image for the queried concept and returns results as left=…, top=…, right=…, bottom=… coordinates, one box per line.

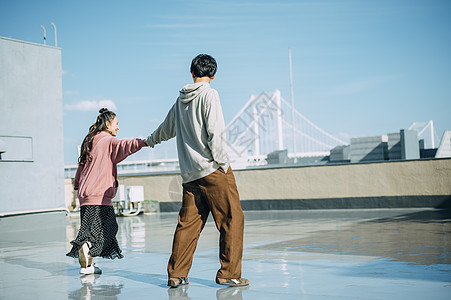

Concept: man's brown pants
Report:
left=167, top=167, right=244, bottom=280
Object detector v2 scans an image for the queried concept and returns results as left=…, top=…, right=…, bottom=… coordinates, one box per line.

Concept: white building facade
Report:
left=0, top=36, right=65, bottom=216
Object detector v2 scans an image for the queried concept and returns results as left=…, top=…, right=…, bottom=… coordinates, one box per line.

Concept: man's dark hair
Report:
left=190, top=54, right=217, bottom=78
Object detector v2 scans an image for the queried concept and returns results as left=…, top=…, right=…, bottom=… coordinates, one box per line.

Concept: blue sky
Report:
left=1, top=0, right=450, bottom=165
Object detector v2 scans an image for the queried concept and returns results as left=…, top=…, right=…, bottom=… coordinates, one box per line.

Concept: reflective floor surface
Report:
left=1, top=208, right=451, bottom=299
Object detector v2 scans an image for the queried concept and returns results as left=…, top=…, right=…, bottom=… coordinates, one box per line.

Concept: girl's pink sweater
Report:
left=74, top=131, right=146, bottom=206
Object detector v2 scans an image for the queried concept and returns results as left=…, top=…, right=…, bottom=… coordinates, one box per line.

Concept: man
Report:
left=146, top=54, right=249, bottom=288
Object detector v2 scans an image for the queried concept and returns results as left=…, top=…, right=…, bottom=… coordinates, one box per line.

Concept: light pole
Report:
left=50, top=22, right=57, bottom=47
left=40, top=25, right=46, bottom=45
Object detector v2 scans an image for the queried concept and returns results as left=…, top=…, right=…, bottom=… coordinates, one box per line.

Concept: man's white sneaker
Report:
left=80, top=264, right=102, bottom=275
left=78, top=242, right=92, bottom=268
left=216, top=277, right=249, bottom=287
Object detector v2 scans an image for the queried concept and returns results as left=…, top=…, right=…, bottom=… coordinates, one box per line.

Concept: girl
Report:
left=66, top=108, right=147, bottom=274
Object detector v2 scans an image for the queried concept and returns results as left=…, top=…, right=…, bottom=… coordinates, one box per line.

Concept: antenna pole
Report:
left=40, top=25, right=46, bottom=45
left=50, top=22, right=57, bottom=48
left=289, top=48, right=296, bottom=160
left=429, top=120, right=435, bottom=148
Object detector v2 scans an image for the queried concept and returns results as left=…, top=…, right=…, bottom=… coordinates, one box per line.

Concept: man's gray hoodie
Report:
left=146, top=82, right=230, bottom=183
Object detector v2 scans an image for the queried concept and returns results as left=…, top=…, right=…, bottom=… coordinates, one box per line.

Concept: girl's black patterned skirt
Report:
left=66, top=205, right=124, bottom=260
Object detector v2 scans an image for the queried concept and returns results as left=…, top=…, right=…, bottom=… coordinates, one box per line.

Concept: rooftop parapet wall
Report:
left=86, top=158, right=451, bottom=212
left=236, top=158, right=450, bottom=201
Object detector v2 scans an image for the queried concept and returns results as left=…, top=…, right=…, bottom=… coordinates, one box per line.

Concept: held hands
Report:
left=139, top=135, right=155, bottom=148
left=145, top=135, right=155, bottom=148
left=143, top=139, right=153, bottom=148
left=139, top=138, right=153, bottom=147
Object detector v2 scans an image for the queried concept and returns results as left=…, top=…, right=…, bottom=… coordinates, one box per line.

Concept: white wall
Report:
left=0, top=37, right=64, bottom=215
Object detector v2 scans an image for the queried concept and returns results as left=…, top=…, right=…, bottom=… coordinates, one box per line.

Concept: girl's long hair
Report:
left=78, top=108, right=116, bottom=166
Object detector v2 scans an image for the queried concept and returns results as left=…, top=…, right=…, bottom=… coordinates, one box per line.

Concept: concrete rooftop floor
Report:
left=1, top=208, right=451, bottom=299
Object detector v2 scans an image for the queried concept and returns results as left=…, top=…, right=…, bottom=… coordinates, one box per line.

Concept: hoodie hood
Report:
left=179, top=82, right=210, bottom=103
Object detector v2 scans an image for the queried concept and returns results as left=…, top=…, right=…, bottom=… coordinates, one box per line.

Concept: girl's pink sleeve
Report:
left=73, top=165, right=84, bottom=190
left=110, top=138, right=147, bottom=164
